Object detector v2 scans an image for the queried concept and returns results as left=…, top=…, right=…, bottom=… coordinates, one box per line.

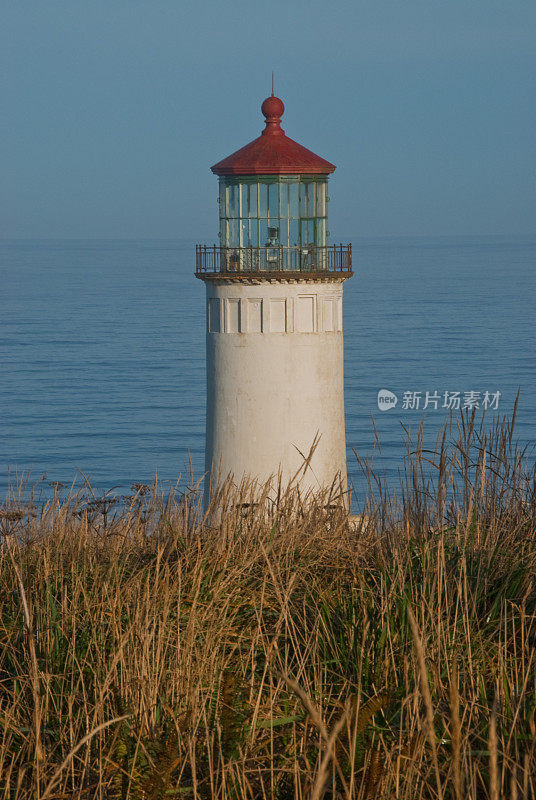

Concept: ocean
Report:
left=1, top=236, right=534, bottom=502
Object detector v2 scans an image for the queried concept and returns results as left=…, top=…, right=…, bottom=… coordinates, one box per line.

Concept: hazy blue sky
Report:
left=2, top=0, right=535, bottom=239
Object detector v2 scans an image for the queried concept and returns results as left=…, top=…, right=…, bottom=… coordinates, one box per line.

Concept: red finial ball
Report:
left=261, top=95, right=284, bottom=120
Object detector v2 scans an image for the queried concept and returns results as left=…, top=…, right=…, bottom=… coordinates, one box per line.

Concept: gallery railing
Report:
left=195, top=244, right=352, bottom=276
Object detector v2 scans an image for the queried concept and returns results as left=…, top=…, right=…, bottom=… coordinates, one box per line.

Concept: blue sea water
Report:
left=1, top=236, right=534, bottom=501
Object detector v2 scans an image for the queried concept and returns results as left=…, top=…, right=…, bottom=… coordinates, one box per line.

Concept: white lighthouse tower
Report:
left=196, top=92, right=353, bottom=507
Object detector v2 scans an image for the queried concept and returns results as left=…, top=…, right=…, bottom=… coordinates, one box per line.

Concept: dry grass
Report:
left=0, top=410, right=535, bottom=799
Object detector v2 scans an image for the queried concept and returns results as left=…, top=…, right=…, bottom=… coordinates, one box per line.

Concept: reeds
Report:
left=0, top=410, right=534, bottom=798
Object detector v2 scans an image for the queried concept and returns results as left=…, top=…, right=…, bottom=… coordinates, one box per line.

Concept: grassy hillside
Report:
left=1, top=412, right=534, bottom=799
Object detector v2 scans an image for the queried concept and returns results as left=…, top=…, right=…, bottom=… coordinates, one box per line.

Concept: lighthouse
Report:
left=196, top=92, right=353, bottom=507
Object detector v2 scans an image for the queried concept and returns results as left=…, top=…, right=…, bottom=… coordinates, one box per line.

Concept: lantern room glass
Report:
left=218, top=176, right=329, bottom=268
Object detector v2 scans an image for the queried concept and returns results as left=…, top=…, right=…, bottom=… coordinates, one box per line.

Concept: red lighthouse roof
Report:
left=211, top=94, right=336, bottom=176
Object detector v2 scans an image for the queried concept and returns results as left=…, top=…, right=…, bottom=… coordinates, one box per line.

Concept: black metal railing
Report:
left=195, top=244, right=352, bottom=276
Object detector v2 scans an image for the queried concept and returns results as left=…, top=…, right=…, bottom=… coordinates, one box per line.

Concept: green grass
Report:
left=0, top=410, right=534, bottom=798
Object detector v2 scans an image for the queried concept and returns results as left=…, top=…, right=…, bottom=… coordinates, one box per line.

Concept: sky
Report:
left=1, top=0, right=535, bottom=240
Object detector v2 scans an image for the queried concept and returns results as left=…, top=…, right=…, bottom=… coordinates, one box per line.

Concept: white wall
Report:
left=204, top=280, right=348, bottom=505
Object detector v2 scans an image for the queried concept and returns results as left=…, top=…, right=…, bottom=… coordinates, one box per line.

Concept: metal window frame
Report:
left=218, top=175, right=329, bottom=249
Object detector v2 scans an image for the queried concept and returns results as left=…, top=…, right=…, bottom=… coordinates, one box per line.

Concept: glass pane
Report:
left=310, top=183, right=316, bottom=218
left=240, top=183, right=248, bottom=218
left=250, top=220, right=259, bottom=247
left=228, top=219, right=239, bottom=246
left=299, top=182, right=307, bottom=217
left=279, top=217, right=289, bottom=246
left=259, top=183, right=269, bottom=218
left=240, top=219, right=249, bottom=247
left=316, top=218, right=326, bottom=246
left=233, top=185, right=240, bottom=217
left=269, top=183, right=279, bottom=219
left=248, top=183, right=258, bottom=217
left=279, top=183, right=289, bottom=218
left=305, top=183, right=312, bottom=216
left=289, top=219, right=299, bottom=246
left=308, top=183, right=315, bottom=216
left=259, top=220, right=270, bottom=246
left=267, top=224, right=280, bottom=245
left=219, top=181, right=226, bottom=215
left=300, top=182, right=315, bottom=217
left=299, top=219, right=316, bottom=245
left=316, top=182, right=326, bottom=216
left=227, top=185, right=238, bottom=218
left=289, top=183, right=299, bottom=218
left=219, top=218, right=225, bottom=242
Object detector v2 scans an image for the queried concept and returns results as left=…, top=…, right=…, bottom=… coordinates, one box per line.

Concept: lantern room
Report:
left=217, top=175, right=328, bottom=250
left=196, top=93, right=352, bottom=276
